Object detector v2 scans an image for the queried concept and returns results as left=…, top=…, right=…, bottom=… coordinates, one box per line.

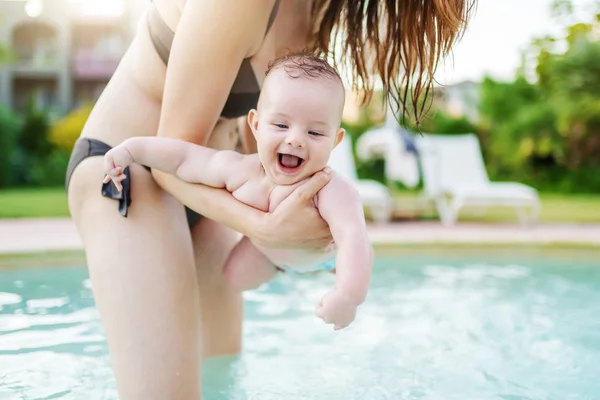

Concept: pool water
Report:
left=1, top=250, right=600, bottom=399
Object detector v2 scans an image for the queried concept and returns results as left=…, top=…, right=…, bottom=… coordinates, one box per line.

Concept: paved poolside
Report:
left=1, top=218, right=599, bottom=254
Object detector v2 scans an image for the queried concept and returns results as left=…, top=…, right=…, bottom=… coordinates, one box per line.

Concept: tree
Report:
left=477, top=3, right=600, bottom=192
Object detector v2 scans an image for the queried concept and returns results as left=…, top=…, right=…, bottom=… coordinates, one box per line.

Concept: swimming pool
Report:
left=1, top=248, right=599, bottom=399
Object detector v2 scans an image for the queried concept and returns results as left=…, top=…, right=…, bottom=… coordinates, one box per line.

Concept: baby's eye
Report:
left=308, top=131, right=322, bottom=136
left=274, top=123, right=288, bottom=129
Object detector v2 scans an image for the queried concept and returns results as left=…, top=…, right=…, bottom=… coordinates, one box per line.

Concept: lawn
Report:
left=0, top=187, right=69, bottom=218
left=392, top=190, right=600, bottom=224
left=0, top=187, right=598, bottom=224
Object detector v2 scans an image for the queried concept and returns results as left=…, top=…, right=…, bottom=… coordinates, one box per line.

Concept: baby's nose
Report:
left=286, top=131, right=305, bottom=148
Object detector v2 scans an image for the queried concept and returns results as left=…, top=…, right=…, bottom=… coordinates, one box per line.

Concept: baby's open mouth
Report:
left=278, top=153, right=304, bottom=172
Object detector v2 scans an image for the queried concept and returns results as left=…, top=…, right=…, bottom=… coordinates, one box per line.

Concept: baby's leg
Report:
left=223, top=236, right=278, bottom=291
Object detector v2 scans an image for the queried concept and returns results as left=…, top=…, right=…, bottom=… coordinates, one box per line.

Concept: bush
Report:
left=406, top=109, right=479, bottom=135
left=8, top=98, right=70, bottom=187
left=50, top=104, right=93, bottom=152
left=342, top=105, right=387, bottom=183
left=19, top=97, right=52, bottom=159
left=10, top=99, right=48, bottom=186
left=28, top=149, right=71, bottom=187
left=475, top=14, right=600, bottom=194
left=0, top=106, right=20, bottom=188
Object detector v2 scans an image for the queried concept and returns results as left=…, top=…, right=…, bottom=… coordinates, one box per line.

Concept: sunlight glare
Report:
left=69, top=0, right=125, bottom=18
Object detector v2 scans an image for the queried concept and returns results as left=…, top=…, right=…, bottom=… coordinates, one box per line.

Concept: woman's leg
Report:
left=189, top=217, right=245, bottom=358
left=68, top=157, right=202, bottom=399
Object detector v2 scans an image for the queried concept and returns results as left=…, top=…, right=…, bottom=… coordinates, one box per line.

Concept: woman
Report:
left=66, top=0, right=475, bottom=398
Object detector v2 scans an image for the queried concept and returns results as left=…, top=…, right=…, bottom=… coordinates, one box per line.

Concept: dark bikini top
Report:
left=147, top=0, right=281, bottom=119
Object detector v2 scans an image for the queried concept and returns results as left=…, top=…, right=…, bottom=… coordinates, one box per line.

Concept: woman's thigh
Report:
left=189, top=210, right=245, bottom=358
left=187, top=116, right=246, bottom=356
left=68, top=156, right=202, bottom=399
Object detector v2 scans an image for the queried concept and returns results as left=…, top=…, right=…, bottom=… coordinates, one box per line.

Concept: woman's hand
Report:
left=250, top=168, right=334, bottom=251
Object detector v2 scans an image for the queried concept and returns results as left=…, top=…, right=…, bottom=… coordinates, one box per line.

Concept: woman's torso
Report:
left=80, top=0, right=313, bottom=151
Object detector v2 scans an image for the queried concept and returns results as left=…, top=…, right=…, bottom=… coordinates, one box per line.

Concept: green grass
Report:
left=0, top=187, right=69, bottom=218
left=0, top=186, right=598, bottom=224
left=390, top=190, right=600, bottom=224
left=0, top=250, right=85, bottom=270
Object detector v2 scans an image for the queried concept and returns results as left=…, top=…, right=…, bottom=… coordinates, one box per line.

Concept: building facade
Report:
left=0, top=0, right=146, bottom=115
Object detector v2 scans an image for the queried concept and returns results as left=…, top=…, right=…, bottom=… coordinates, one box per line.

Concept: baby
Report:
left=103, top=53, right=373, bottom=330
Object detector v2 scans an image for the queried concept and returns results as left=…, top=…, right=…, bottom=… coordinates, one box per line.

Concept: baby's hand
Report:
left=315, top=288, right=358, bottom=330
left=102, top=146, right=133, bottom=192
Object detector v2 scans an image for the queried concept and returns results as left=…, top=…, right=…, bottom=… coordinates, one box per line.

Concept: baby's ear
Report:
left=247, top=109, right=259, bottom=138
left=333, top=128, right=345, bottom=148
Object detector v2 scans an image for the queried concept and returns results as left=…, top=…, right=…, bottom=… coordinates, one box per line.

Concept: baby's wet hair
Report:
left=266, top=51, right=344, bottom=88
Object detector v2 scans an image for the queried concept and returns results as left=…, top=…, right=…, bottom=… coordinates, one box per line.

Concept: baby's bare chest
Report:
left=231, top=178, right=312, bottom=212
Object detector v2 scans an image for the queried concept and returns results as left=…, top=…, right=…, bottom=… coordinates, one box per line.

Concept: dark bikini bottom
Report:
left=65, top=137, right=203, bottom=228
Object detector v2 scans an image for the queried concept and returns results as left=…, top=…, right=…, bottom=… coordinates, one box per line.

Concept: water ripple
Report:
left=0, top=258, right=599, bottom=399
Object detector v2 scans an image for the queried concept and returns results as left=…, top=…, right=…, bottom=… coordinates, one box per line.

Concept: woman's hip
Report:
left=66, top=138, right=203, bottom=230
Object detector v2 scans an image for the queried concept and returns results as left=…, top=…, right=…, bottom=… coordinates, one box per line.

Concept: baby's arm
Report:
left=103, top=136, right=246, bottom=191
left=314, top=173, right=373, bottom=329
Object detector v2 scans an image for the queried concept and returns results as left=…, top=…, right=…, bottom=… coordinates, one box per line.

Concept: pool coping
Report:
left=1, top=218, right=599, bottom=257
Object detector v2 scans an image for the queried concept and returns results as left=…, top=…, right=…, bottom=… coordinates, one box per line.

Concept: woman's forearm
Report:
left=153, top=165, right=335, bottom=251
left=152, top=168, right=263, bottom=237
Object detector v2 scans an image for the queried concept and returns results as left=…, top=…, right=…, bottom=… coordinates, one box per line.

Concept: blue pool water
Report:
left=1, top=250, right=600, bottom=399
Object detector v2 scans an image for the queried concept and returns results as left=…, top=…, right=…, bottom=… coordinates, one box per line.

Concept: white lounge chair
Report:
left=328, top=135, right=395, bottom=224
left=415, top=133, right=540, bottom=226
left=355, top=125, right=421, bottom=189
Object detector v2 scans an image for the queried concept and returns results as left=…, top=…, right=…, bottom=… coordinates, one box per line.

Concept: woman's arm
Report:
left=154, top=170, right=261, bottom=237
left=150, top=0, right=266, bottom=231
left=156, top=0, right=270, bottom=144
left=151, top=0, right=332, bottom=249
left=154, top=167, right=333, bottom=249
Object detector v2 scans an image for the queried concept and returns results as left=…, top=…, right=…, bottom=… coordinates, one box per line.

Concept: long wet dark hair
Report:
left=310, top=0, right=476, bottom=126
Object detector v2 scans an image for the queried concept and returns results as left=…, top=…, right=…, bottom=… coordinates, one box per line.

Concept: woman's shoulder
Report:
left=157, top=0, right=277, bottom=59
left=156, top=0, right=276, bottom=31
left=151, top=0, right=185, bottom=32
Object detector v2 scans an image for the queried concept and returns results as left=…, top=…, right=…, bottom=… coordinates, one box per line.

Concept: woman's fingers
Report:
left=292, top=167, right=332, bottom=203
left=255, top=167, right=333, bottom=249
